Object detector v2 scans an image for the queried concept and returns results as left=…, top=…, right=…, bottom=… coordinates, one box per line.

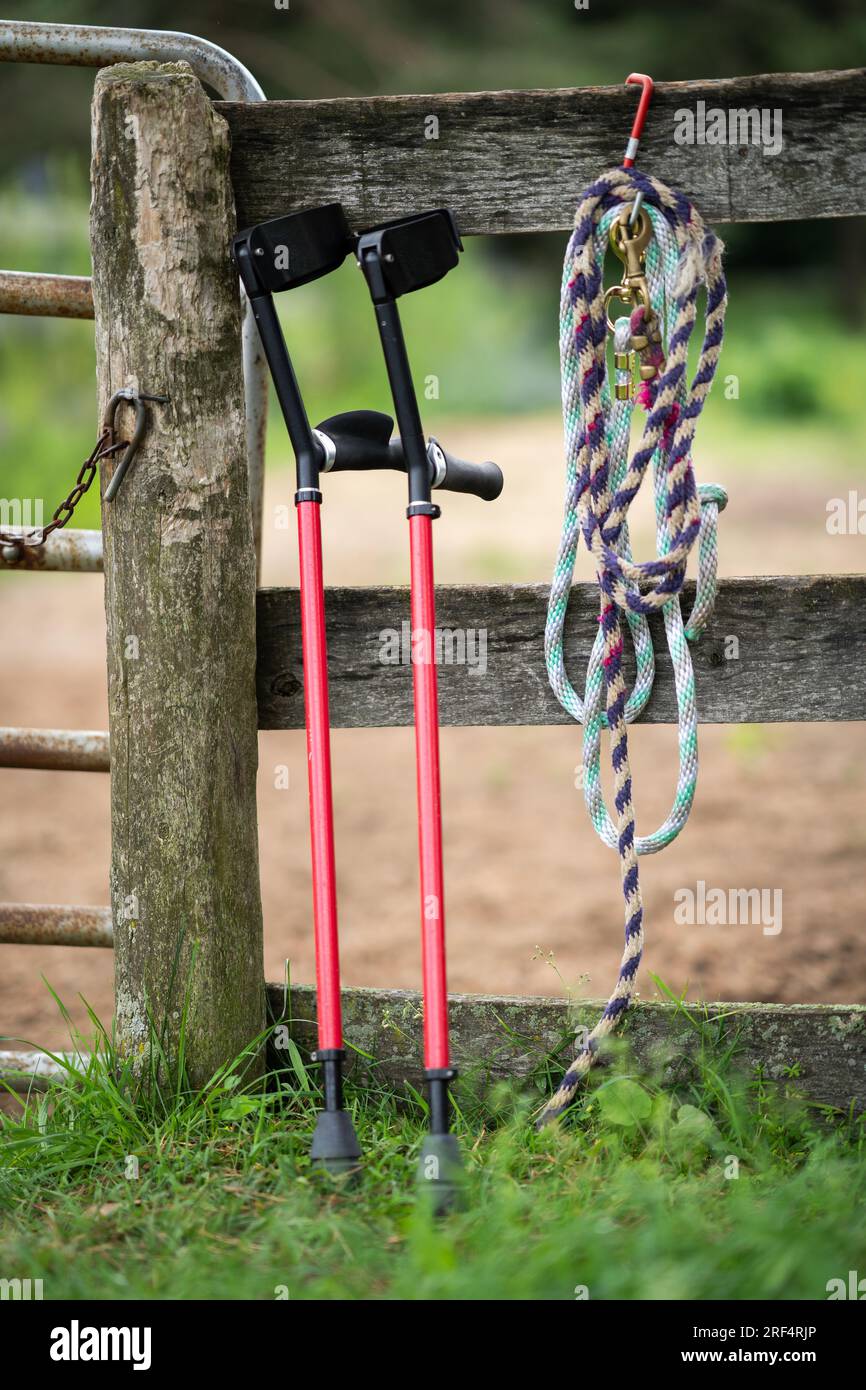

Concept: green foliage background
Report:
left=1, top=0, right=864, bottom=526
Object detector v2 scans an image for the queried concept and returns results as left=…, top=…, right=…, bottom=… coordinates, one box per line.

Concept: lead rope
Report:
left=539, top=167, right=728, bottom=1125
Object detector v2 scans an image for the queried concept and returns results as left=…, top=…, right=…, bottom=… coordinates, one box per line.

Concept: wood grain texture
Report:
left=219, top=70, right=866, bottom=234
left=256, top=575, right=866, bottom=729
left=92, top=63, right=265, bottom=1086
left=266, top=984, right=866, bottom=1113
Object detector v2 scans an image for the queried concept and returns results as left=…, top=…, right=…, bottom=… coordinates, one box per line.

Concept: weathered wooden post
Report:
left=90, top=62, right=265, bottom=1085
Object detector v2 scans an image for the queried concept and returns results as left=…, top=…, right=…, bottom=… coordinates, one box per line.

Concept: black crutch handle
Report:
left=314, top=410, right=395, bottom=471
left=425, top=437, right=503, bottom=502
left=314, top=412, right=503, bottom=501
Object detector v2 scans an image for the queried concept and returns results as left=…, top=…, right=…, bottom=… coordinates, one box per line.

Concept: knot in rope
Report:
left=540, top=167, right=728, bottom=1125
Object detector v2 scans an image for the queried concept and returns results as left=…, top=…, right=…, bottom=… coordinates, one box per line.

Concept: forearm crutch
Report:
left=233, top=206, right=501, bottom=1187
left=355, top=210, right=493, bottom=1208
left=233, top=205, right=362, bottom=1175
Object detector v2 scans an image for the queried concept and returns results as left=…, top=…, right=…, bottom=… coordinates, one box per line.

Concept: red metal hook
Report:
left=623, top=72, right=654, bottom=167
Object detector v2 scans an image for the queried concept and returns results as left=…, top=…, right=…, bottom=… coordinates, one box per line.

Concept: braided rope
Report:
left=539, top=167, right=727, bottom=1125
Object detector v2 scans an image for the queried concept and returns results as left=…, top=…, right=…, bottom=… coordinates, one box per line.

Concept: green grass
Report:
left=1, top=986, right=864, bottom=1301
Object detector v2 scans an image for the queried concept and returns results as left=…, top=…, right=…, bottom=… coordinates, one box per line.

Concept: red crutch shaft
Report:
left=409, top=512, right=450, bottom=1071
left=297, top=501, right=342, bottom=1053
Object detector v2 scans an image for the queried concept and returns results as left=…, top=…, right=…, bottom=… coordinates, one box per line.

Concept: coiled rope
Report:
left=539, top=167, right=728, bottom=1125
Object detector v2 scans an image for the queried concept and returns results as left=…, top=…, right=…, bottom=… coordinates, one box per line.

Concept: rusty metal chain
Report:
left=0, top=429, right=126, bottom=556
left=1, top=390, right=168, bottom=561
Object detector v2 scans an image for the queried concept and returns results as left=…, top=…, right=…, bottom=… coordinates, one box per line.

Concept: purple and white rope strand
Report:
left=538, top=167, right=727, bottom=1126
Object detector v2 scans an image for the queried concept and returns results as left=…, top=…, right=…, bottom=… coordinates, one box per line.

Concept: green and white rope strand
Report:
left=547, top=201, right=727, bottom=855
left=538, top=166, right=728, bottom=1125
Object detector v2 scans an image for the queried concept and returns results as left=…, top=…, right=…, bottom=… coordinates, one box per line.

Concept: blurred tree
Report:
left=2, top=0, right=866, bottom=174
left=0, top=0, right=863, bottom=303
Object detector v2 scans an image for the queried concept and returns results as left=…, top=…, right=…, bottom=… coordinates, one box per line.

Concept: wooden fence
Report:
left=2, top=61, right=865, bottom=1106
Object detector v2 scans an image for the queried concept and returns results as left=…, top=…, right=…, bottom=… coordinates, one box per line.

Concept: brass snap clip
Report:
left=603, top=204, right=653, bottom=331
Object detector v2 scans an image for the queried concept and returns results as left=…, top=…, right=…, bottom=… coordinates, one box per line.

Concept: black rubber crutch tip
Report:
left=310, top=1109, right=363, bottom=1182
left=416, top=1133, right=464, bottom=1215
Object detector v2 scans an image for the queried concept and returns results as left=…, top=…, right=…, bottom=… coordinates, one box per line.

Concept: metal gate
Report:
left=0, top=19, right=266, bottom=1088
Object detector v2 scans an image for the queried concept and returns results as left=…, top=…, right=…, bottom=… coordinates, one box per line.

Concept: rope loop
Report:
left=540, top=168, right=728, bottom=1125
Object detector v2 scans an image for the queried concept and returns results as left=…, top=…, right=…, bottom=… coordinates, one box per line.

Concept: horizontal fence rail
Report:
left=267, top=985, right=866, bottom=1113
left=221, top=69, right=866, bottom=235
left=256, top=575, right=866, bottom=729
left=0, top=1051, right=88, bottom=1091
left=0, top=727, right=110, bottom=772
left=0, top=528, right=103, bottom=571
left=0, top=269, right=94, bottom=318
left=0, top=904, right=113, bottom=947
left=5, top=987, right=863, bottom=1107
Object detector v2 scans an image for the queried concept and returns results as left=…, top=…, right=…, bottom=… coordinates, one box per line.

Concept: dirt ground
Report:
left=2, top=413, right=864, bottom=1052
